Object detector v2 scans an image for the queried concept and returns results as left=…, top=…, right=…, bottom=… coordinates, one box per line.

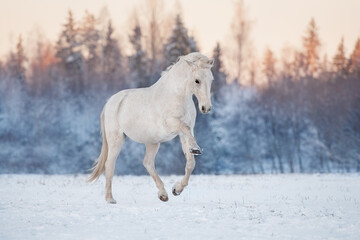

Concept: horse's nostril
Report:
left=201, top=106, right=205, bottom=112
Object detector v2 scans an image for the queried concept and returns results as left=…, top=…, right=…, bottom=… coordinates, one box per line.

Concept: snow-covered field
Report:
left=1, top=174, right=360, bottom=240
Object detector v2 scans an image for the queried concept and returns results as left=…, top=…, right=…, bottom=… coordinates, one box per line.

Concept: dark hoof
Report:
left=159, top=195, right=168, bottom=202
left=190, top=147, right=202, bottom=155
left=172, top=187, right=180, bottom=196
left=106, top=198, right=117, bottom=204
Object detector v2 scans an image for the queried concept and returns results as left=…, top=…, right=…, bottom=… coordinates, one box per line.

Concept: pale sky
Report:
left=0, top=0, right=359, bottom=60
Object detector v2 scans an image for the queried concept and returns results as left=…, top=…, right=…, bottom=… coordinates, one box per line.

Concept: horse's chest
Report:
left=180, top=112, right=194, bottom=127
left=183, top=101, right=196, bottom=127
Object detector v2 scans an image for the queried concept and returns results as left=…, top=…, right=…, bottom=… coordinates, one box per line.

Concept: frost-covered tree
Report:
left=211, top=42, right=227, bottom=101
left=302, top=18, right=321, bottom=77
left=163, top=14, right=198, bottom=66
left=204, top=85, right=264, bottom=174
left=128, top=23, right=148, bottom=88
left=55, top=10, right=84, bottom=93
left=6, top=35, right=27, bottom=83
left=333, top=37, right=348, bottom=75
left=80, top=11, right=100, bottom=85
left=262, top=48, right=277, bottom=86
left=29, top=39, right=57, bottom=95
left=349, top=38, right=360, bottom=76
left=102, top=20, right=123, bottom=90
left=142, top=0, right=165, bottom=77
left=227, top=0, right=252, bottom=84
left=1, top=35, right=31, bottom=164
left=0, top=60, right=4, bottom=78
left=320, top=54, right=330, bottom=73
left=188, top=35, right=198, bottom=52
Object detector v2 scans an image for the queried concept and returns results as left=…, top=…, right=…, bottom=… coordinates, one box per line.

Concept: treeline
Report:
left=0, top=3, right=359, bottom=174
left=199, top=19, right=360, bottom=174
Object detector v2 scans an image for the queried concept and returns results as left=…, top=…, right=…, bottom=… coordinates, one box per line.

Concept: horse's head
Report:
left=184, top=53, right=214, bottom=114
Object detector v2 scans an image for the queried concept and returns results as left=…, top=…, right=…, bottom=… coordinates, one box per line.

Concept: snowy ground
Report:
left=0, top=174, right=360, bottom=240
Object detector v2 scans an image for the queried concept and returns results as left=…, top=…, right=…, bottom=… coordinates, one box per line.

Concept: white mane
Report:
left=161, top=52, right=214, bottom=76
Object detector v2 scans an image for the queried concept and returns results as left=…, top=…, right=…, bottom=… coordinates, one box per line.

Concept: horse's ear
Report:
left=208, top=58, right=215, bottom=66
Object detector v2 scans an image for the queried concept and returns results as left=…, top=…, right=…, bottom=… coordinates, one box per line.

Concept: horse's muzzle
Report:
left=201, top=105, right=212, bottom=114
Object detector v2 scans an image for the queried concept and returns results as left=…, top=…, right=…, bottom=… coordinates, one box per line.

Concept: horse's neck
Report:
left=155, top=61, right=192, bottom=98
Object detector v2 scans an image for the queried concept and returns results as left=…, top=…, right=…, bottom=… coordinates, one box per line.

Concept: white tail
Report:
left=88, top=108, right=108, bottom=182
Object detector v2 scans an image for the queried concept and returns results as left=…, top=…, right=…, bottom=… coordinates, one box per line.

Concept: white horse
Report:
left=88, top=52, right=214, bottom=203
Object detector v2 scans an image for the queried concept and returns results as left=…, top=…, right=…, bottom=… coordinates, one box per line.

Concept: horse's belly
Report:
left=123, top=123, right=176, bottom=144
left=119, top=108, right=176, bottom=144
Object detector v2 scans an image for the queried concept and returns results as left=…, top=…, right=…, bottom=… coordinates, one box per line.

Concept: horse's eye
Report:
left=195, top=79, right=200, bottom=84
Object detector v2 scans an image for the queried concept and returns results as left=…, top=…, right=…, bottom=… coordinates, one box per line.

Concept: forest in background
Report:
left=0, top=1, right=359, bottom=174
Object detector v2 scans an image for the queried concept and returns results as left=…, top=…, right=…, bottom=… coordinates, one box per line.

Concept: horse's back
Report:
left=105, top=87, right=149, bottom=112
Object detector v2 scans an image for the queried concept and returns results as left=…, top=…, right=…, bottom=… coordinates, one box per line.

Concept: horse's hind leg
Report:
left=143, top=143, right=168, bottom=202
left=105, top=132, right=124, bottom=204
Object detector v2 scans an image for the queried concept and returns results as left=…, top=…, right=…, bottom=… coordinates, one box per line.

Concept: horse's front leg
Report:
left=172, top=135, right=196, bottom=196
left=143, top=143, right=168, bottom=202
left=167, top=118, right=202, bottom=155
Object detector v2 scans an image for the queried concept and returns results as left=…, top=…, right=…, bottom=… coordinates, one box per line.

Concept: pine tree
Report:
left=349, top=38, right=360, bottom=76
left=103, top=20, right=123, bottom=89
left=321, top=54, right=329, bottom=72
left=15, top=35, right=27, bottom=81
left=144, top=0, right=164, bottom=77
left=55, top=10, right=84, bottom=93
left=29, top=40, right=56, bottom=94
left=164, top=14, right=198, bottom=66
left=302, top=18, right=321, bottom=77
left=262, top=48, right=277, bottom=85
left=230, top=0, right=252, bottom=84
left=0, top=60, right=4, bottom=78
left=211, top=42, right=227, bottom=99
left=80, top=11, right=100, bottom=77
left=7, top=35, right=27, bottom=83
left=56, top=10, right=78, bottom=63
left=188, top=35, right=198, bottom=52
left=128, top=23, right=148, bottom=88
left=333, top=37, right=348, bottom=75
